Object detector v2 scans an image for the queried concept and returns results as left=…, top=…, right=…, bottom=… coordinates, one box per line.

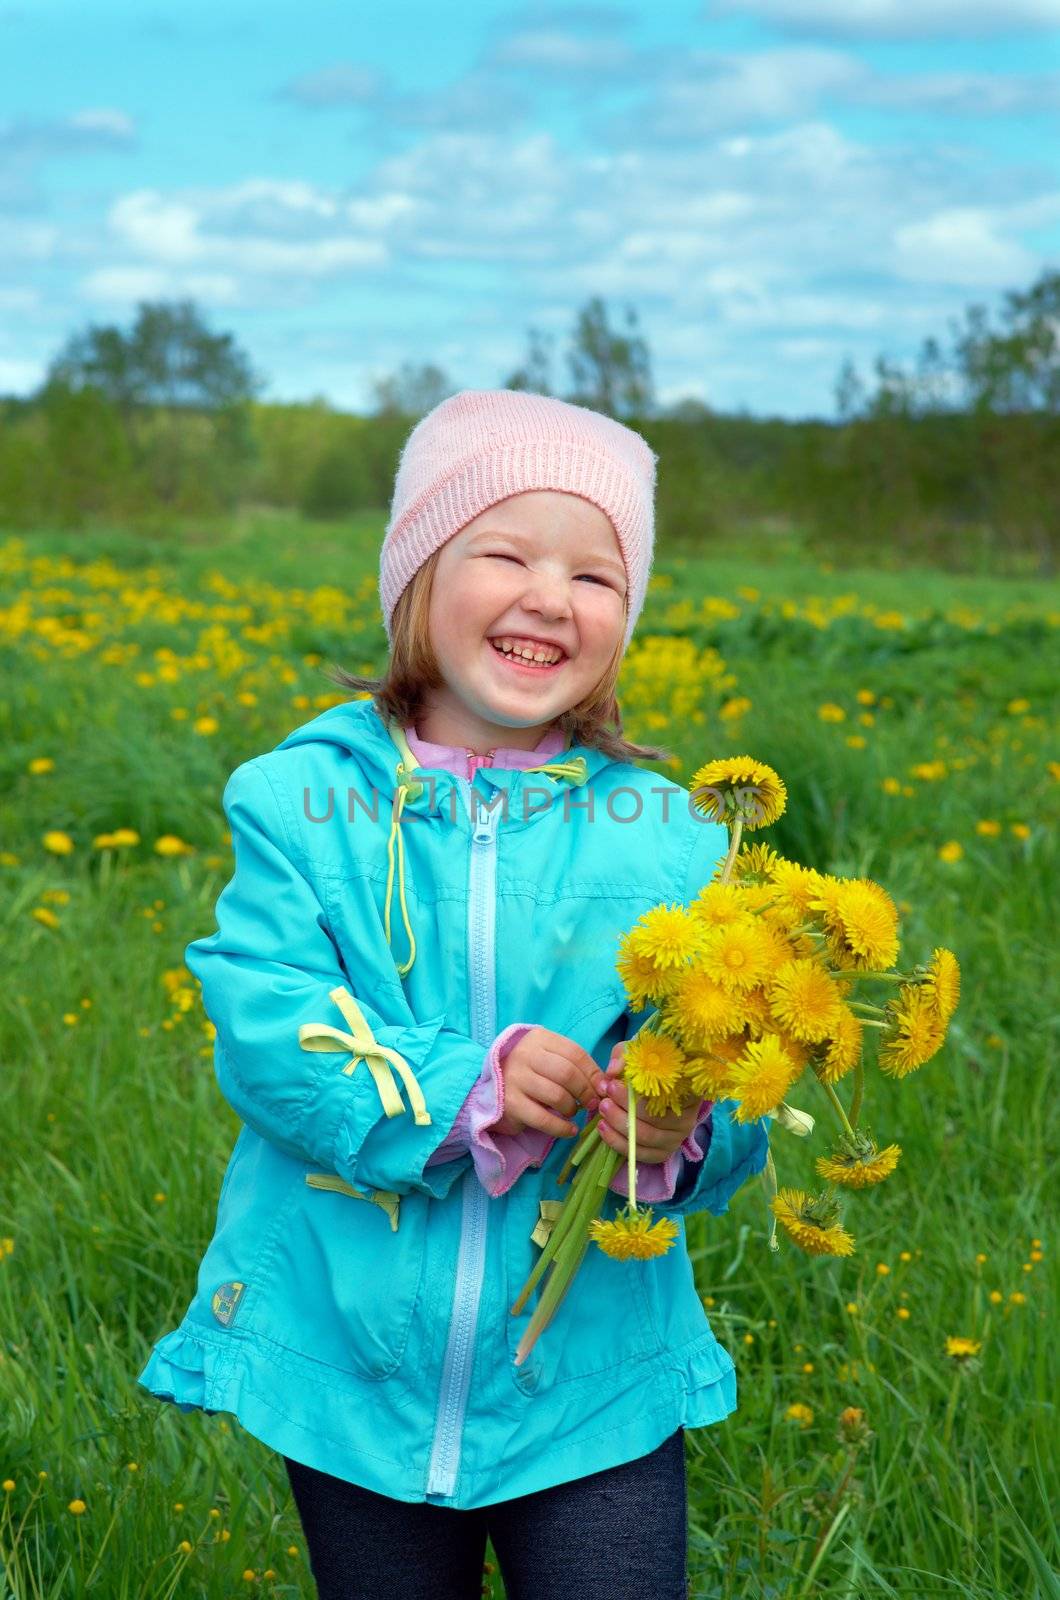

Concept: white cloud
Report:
left=68, top=108, right=136, bottom=140
left=892, top=208, right=1039, bottom=285
left=80, top=267, right=242, bottom=305
left=712, top=0, right=1060, bottom=36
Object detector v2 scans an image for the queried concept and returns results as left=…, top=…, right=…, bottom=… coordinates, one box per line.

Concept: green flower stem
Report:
left=849, top=1055, right=865, bottom=1127
left=510, top=1136, right=612, bottom=1318
left=627, top=1082, right=638, bottom=1209
left=513, top=1138, right=615, bottom=1363
left=816, top=1075, right=857, bottom=1142
left=827, top=969, right=909, bottom=982
left=556, top=1116, right=602, bottom=1186
left=849, top=1000, right=888, bottom=1016
left=718, top=817, right=744, bottom=884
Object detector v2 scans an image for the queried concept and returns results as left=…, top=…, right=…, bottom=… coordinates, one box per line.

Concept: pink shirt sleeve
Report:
left=608, top=1099, right=714, bottom=1201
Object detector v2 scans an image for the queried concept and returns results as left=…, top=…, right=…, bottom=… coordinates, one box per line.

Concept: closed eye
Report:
left=484, top=553, right=615, bottom=587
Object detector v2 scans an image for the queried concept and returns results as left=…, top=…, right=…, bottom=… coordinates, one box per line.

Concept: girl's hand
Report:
left=492, top=1028, right=603, bottom=1140
left=593, top=1049, right=702, bottom=1165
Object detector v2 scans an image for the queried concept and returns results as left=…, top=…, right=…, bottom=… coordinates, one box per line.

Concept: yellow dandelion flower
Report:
left=785, top=1402, right=814, bottom=1428
left=31, top=907, right=60, bottom=929
left=1010, top=822, right=1030, bottom=841
left=668, top=968, right=750, bottom=1045
left=153, top=835, right=193, bottom=857
left=771, top=1187, right=856, bottom=1257
left=683, top=1034, right=745, bottom=1099
left=623, top=1029, right=687, bottom=1107
left=878, top=990, right=946, bottom=1078
left=921, top=948, right=960, bottom=1025
left=688, top=756, right=787, bottom=830
left=697, top=917, right=775, bottom=993
left=730, top=841, right=779, bottom=883
left=975, top=819, right=1001, bottom=837
left=1009, top=1292, right=1026, bottom=1305
left=42, top=830, right=74, bottom=856
left=92, top=833, right=117, bottom=849
left=816, top=1142, right=901, bottom=1188
left=768, top=959, right=844, bottom=1042
left=938, top=840, right=963, bottom=863
left=729, top=1033, right=799, bottom=1120
left=110, top=828, right=140, bottom=847
left=628, top=904, right=709, bottom=970
left=767, top=858, right=827, bottom=922
left=589, top=1206, right=680, bottom=1260
left=738, top=984, right=776, bottom=1038
left=193, top=715, right=219, bottom=735
left=615, top=933, right=681, bottom=1010
left=688, top=881, right=747, bottom=929
left=68, top=1499, right=86, bottom=1515
left=815, top=1005, right=863, bottom=1083
left=813, top=878, right=900, bottom=972
left=944, top=1335, right=981, bottom=1362
left=28, top=757, right=55, bottom=774
left=818, top=702, right=846, bottom=722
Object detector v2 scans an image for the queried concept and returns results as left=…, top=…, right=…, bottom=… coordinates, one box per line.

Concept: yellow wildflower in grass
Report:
left=818, top=702, right=846, bottom=722
left=975, top=819, right=1002, bottom=837
left=42, top=830, right=74, bottom=855
left=1006, top=698, right=1030, bottom=714
left=771, top=1187, right=856, bottom=1257
left=856, top=689, right=876, bottom=706
left=1009, top=1291, right=1026, bottom=1305
left=944, top=1335, right=981, bottom=1363
left=688, top=756, right=787, bottom=830
left=881, top=777, right=902, bottom=794
left=728, top=1033, right=799, bottom=1121
left=68, top=1499, right=86, bottom=1515
left=28, top=757, right=55, bottom=774
left=767, top=959, right=844, bottom=1042
left=589, top=1206, right=679, bottom=1260
left=110, top=828, right=140, bottom=846
left=785, top=1402, right=814, bottom=1428
left=193, top=715, right=219, bottom=735
left=815, top=1142, right=901, bottom=1188
left=897, top=1306, right=910, bottom=1319
left=1010, top=822, right=1030, bottom=840
left=31, top=907, right=60, bottom=929
left=92, top=833, right=117, bottom=849
left=938, top=840, right=964, bottom=863
left=154, top=835, right=193, bottom=857
left=846, top=735, right=867, bottom=749
left=878, top=989, right=947, bottom=1078
left=719, top=696, right=752, bottom=720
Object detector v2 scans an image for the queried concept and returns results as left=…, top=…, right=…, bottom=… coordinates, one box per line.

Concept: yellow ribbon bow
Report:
left=298, top=985, right=433, bottom=1128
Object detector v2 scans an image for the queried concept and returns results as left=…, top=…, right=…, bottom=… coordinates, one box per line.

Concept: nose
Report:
left=521, top=569, right=575, bottom=621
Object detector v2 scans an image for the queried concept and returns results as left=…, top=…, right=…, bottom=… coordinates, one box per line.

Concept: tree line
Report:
left=0, top=275, right=1056, bottom=574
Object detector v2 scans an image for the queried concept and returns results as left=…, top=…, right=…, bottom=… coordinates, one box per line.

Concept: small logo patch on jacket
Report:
left=211, top=1281, right=246, bottom=1326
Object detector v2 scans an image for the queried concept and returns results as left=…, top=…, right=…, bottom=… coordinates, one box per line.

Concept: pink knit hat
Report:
left=380, top=389, right=658, bottom=652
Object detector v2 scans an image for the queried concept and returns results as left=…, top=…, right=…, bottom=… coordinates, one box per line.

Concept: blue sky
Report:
left=2, top=0, right=1058, bottom=419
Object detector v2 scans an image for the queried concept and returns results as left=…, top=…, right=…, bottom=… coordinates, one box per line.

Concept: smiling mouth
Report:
left=487, top=639, right=566, bottom=673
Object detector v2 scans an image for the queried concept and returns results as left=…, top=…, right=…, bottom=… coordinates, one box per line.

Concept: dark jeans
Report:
left=283, top=1426, right=688, bottom=1600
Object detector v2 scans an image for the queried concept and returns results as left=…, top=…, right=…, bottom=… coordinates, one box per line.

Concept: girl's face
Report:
left=420, top=489, right=628, bottom=752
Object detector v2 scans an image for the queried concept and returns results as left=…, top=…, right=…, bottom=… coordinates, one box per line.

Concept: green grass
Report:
left=0, top=514, right=1056, bottom=1597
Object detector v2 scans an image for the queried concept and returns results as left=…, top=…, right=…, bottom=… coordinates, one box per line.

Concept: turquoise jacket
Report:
left=137, top=697, right=770, bottom=1509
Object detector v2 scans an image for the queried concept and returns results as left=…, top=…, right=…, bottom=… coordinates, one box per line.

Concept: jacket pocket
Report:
left=239, top=1171, right=429, bottom=1382
left=502, top=1173, right=664, bottom=1391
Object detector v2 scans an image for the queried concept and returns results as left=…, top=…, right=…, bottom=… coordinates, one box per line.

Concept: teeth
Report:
left=491, top=637, right=563, bottom=665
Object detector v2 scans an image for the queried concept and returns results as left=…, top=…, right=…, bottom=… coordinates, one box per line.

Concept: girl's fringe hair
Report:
left=323, top=548, right=671, bottom=766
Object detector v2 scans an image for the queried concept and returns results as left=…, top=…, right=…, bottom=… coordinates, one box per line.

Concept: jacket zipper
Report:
left=425, top=779, right=499, bottom=1500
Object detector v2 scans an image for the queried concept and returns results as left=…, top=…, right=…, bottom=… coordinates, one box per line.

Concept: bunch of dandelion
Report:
left=509, top=756, right=961, bottom=1360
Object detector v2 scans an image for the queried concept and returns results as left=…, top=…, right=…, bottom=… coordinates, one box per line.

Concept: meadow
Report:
left=0, top=509, right=1055, bottom=1598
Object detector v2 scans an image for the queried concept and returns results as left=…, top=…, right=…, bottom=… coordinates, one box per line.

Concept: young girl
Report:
left=138, top=389, right=770, bottom=1599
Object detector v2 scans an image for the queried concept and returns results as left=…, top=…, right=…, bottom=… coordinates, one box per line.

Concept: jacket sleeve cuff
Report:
left=608, top=1099, right=714, bottom=1201
left=423, top=1023, right=554, bottom=1196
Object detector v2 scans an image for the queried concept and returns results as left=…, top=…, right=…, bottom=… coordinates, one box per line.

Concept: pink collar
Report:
left=403, top=722, right=566, bottom=775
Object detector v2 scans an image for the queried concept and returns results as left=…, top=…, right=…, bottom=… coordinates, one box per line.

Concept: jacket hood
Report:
left=272, top=696, right=616, bottom=980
